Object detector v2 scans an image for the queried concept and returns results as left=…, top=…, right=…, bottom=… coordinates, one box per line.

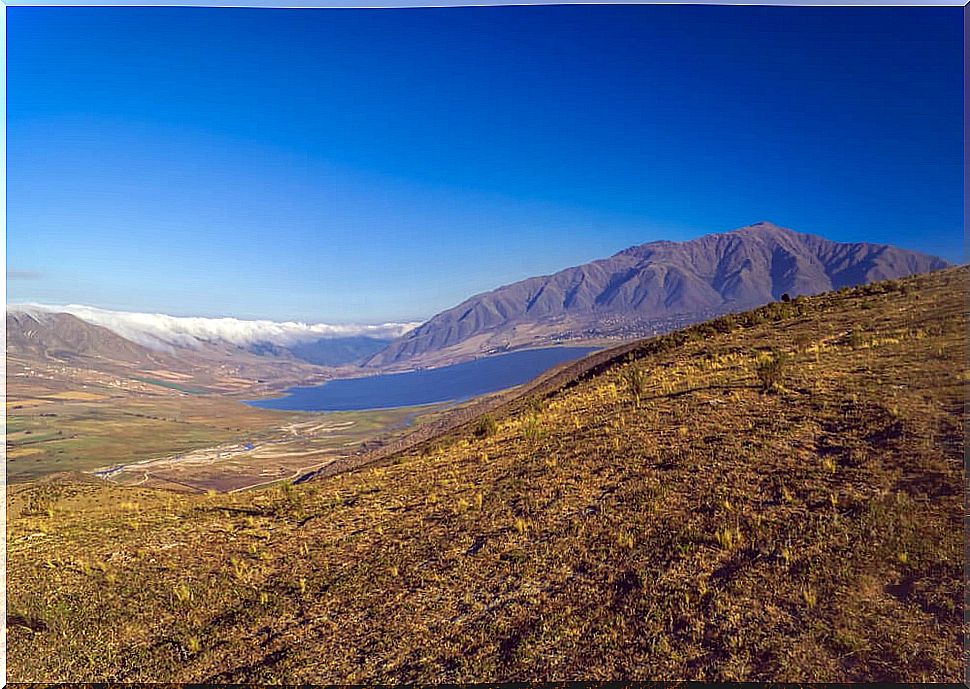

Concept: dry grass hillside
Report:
left=7, top=266, right=966, bottom=683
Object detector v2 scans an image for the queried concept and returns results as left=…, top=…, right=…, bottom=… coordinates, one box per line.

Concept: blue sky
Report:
left=7, top=6, right=963, bottom=323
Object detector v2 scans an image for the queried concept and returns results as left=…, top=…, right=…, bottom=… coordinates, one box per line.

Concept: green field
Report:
left=131, top=376, right=209, bottom=395
left=6, top=386, right=451, bottom=489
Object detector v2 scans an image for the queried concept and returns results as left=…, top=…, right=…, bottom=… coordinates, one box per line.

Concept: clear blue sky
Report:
left=7, top=6, right=963, bottom=323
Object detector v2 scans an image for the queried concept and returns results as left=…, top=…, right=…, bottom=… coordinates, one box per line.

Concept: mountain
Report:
left=6, top=307, right=345, bottom=394
left=8, top=303, right=419, bottom=372
left=7, top=309, right=169, bottom=367
left=285, top=336, right=393, bottom=367
left=366, top=222, right=950, bottom=369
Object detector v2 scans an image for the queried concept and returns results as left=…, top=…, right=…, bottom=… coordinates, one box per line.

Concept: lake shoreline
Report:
left=244, top=346, right=600, bottom=412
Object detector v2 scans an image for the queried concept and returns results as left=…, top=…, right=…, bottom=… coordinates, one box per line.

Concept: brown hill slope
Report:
left=367, top=222, right=949, bottom=368
left=7, top=309, right=167, bottom=367
left=6, top=306, right=334, bottom=397
left=7, top=266, right=966, bottom=683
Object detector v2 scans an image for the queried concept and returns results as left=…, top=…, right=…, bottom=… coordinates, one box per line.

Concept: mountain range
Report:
left=7, top=304, right=418, bottom=371
left=365, top=222, right=950, bottom=368
left=8, top=223, right=950, bottom=376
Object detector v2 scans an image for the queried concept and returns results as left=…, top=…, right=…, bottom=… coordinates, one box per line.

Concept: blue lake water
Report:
left=245, top=346, right=598, bottom=412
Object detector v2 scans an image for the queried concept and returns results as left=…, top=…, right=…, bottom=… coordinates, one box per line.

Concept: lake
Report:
left=245, top=346, right=598, bottom=412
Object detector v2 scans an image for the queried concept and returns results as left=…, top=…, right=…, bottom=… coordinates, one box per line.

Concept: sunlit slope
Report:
left=8, top=266, right=965, bottom=683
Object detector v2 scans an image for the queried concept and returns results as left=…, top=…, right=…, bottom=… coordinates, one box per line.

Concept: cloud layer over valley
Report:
left=9, top=303, right=419, bottom=352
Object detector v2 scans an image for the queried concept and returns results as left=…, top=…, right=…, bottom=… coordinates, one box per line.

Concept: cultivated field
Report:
left=6, top=360, right=448, bottom=491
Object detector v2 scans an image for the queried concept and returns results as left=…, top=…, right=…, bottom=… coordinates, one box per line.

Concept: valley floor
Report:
left=6, top=365, right=451, bottom=491
left=7, top=267, right=967, bottom=682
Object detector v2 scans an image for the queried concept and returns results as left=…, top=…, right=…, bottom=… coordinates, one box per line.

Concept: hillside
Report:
left=367, top=222, right=949, bottom=369
left=6, top=307, right=335, bottom=398
left=7, top=304, right=418, bottom=383
left=7, top=266, right=966, bottom=683
left=7, top=310, right=170, bottom=368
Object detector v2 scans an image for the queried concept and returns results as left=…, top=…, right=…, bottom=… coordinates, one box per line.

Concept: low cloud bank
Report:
left=9, top=303, right=420, bottom=351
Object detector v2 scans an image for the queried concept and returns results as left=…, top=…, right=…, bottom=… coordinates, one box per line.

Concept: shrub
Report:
left=847, top=329, right=867, bottom=349
left=621, top=365, right=649, bottom=406
left=22, top=489, right=57, bottom=517
left=474, top=414, right=498, bottom=439
left=172, top=582, right=192, bottom=604
left=801, top=586, right=818, bottom=609
left=714, top=313, right=737, bottom=334
left=754, top=348, right=788, bottom=392
left=273, top=481, right=305, bottom=518
left=793, top=333, right=813, bottom=354
left=522, top=414, right=543, bottom=443
left=715, top=526, right=742, bottom=551
left=766, top=301, right=796, bottom=321
left=616, top=531, right=635, bottom=549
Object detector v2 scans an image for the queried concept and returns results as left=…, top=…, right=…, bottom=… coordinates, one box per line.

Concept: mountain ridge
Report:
left=7, top=304, right=418, bottom=371
left=365, top=222, right=949, bottom=368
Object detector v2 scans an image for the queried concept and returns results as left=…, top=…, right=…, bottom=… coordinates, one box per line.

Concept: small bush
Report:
left=616, top=531, right=635, bottom=549
left=622, top=365, right=649, bottom=406
left=748, top=310, right=767, bottom=326
left=522, top=414, right=543, bottom=443
left=715, top=526, right=742, bottom=551
left=792, top=332, right=813, bottom=354
left=172, top=582, right=192, bottom=604
left=474, top=414, right=498, bottom=439
left=714, top=313, right=737, bottom=334
left=765, top=301, right=796, bottom=321
left=273, top=481, right=305, bottom=518
left=847, top=329, right=867, bottom=349
left=22, top=488, right=58, bottom=517
left=754, top=348, right=788, bottom=392
left=801, top=586, right=818, bottom=609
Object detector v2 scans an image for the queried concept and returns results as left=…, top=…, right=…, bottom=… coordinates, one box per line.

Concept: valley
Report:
left=8, top=267, right=965, bottom=682
left=5, top=349, right=450, bottom=491
left=6, top=223, right=956, bottom=494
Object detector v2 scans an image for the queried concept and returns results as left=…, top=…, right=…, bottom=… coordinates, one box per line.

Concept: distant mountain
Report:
left=5, top=306, right=416, bottom=395
left=285, top=336, right=392, bottom=367
left=367, top=222, right=950, bottom=368
left=7, top=309, right=168, bottom=367
left=8, top=304, right=419, bottom=369
left=248, top=335, right=392, bottom=367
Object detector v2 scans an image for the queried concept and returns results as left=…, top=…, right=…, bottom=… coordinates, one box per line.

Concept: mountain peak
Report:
left=729, top=221, right=791, bottom=235
left=615, top=222, right=792, bottom=258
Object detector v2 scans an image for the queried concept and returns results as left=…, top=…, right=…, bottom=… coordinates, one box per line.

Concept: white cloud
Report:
left=8, top=303, right=420, bottom=351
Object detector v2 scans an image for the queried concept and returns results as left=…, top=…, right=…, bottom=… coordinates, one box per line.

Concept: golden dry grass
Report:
left=7, top=267, right=966, bottom=682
